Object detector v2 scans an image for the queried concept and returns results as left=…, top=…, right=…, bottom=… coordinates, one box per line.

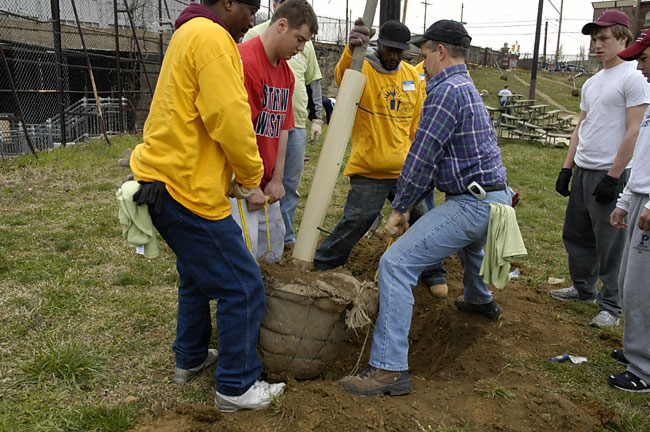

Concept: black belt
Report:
left=445, top=183, right=507, bottom=196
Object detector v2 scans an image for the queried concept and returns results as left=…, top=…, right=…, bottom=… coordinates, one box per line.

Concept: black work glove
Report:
left=132, top=180, right=165, bottom=214
left=555, top=168, right=572, bottom=197
left=593, top=175, right=619, bottom=204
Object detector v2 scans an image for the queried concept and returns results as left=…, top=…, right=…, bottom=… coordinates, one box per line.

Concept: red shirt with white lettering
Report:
left=238, top=36, right=295, bottom=189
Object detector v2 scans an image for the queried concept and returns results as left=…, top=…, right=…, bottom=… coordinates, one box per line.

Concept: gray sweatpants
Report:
left=619, top=193, right=650, bottom=382
left=562, top=167, right=629, bottom=316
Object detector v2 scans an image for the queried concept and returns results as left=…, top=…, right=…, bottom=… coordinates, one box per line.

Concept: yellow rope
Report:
left=374, top=237, right=396, bottom=282
left=237, top=199, right=252, bottom=253
left=263, top=196, right=271, bottom=252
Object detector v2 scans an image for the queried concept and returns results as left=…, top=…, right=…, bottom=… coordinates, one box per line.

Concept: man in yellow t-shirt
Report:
left=313, top=20, right=447, bottom=295
left=129, top=0, right=284, bottom=412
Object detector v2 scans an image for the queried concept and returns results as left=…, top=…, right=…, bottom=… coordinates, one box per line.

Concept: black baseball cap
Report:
left=409, top=19, right=471, bottom=48
left=238, top=0, right=261, bottom=8
left=378, top=20, right=412, bottom=50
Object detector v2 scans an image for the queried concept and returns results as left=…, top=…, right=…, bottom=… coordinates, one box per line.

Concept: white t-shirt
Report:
left=498, top=89, right=512, bottom=105
left=575, top=61, right=650, bottom=170
left=617, top=105, right=650, bottom=212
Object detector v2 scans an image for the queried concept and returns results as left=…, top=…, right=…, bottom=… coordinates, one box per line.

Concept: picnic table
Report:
left=527, top=104, right=548, bottom=120
left=541, top=109, right=562, bottom=127
left=512, top=99, right=534, bottom=116
left=496, top=113, right=520, bottom=138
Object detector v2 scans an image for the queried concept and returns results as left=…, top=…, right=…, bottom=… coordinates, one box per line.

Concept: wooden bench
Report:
left=546, top=132, right=572, bottom=147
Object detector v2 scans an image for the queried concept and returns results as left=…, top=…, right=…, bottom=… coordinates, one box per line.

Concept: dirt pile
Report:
left=130, top=235, right=621, bottom=432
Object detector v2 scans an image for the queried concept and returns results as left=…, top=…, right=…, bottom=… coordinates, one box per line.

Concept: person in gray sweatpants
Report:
left=551, top=10, right=650, bottom=329
left=607, top=30, right=650, bottom=393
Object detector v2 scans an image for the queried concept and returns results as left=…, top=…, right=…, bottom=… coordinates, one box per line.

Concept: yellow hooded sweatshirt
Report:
left=130, top=17, right=263, bottom=220
left=337, top=45, right=423, bottom=179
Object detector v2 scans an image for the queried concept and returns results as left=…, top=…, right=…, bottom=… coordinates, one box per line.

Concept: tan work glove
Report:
left=228, top=180, right=255, bottom=199
left=310, top=119, right=323, bottom=144
left=384, top=209, right=410, bottom=237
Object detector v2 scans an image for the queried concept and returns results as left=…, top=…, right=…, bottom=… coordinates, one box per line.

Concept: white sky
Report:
left=307, top=0, right=597, bottom=56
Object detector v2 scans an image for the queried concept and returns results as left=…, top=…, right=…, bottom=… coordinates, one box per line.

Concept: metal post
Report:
left=345, top=0, right=349, bottom=43
left=554, top=0, right=564, bottom=71
left=158, top=0, right=164, bottom=65
left=70, top=0, right=112, bottom=145
left=543, top=20, right=548, bottom=70
left=122, top=0, right=154, bottom=96
left=0, top=47, right=38, bottom=157
left=529, top=0, right=544, bottom=101
left=51, top=0, right=66, bottom=147
left=113, top=0, right=123, bottom=133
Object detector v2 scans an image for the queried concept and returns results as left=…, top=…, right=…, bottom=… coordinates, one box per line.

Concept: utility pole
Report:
left=422, top=0, right=432, bottom=33
left=460, top=3, right=465, bottom=23
left=529, top=0, right=543, bottom=101
left=380, top=0, right=400, bottom=24
left=554, top=0, right=564, bottom=70
left=633, top=0, right=642, bottom=37
left=402, top=0, right=408, bottom=24
left=543, top=20, right=548, bottom=70
left=345, top=0, right=349, bottom=43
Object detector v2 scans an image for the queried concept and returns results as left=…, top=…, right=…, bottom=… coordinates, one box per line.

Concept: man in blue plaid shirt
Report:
left=342, top=20, right=512, bottom=397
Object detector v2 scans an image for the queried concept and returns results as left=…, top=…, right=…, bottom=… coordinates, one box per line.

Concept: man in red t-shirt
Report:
left=231, top=0, right=318, bottom=262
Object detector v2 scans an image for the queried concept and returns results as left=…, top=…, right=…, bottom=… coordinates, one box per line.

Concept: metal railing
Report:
left=0, top=97, right=127, bottom=156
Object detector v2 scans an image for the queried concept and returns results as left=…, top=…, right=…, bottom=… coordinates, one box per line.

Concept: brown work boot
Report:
left=341, top=366, right=412, bottom=397
left=429, top=283, right=448, bottom=299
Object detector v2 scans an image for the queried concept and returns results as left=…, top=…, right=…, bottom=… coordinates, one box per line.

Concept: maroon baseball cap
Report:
left=581, top=10, right=630, bottom=35
left=619, top=29, right=650, bottom=60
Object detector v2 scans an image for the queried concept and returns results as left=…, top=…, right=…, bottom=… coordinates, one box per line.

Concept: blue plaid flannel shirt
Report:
left=392, top=63, right=507, bottom=213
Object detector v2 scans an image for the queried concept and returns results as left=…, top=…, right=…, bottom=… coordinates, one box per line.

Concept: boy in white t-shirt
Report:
left=607, top=29, right=650, bottom=393
left=498, top=84, right=512, bottom=107
left=551, top=10, right=650, bottom=329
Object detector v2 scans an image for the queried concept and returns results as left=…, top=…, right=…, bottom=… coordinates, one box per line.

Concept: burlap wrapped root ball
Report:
left=259, top=272, right=377, bottom=379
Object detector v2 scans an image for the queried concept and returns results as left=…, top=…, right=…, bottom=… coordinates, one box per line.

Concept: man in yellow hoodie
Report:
left=129, top=0, right=284, bottom=413
left=313, top=20, right=446, bottom=295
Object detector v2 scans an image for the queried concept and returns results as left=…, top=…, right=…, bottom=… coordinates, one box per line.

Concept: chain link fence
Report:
left=3, top=1, right=526, bottom=157
left=0, top=0, right=358, bottom=156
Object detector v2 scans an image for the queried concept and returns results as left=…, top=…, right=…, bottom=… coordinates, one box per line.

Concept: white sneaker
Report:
left=174, top=349, right=218, bottom=383
left=589, top=310, right=620, bottom=329
left=214, top=380, right=285, bottom=413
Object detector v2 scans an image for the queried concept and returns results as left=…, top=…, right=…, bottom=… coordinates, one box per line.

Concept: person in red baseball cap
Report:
left=550, top=9, right=650, bottom=330
left=605, top=28, right=650, bottom=393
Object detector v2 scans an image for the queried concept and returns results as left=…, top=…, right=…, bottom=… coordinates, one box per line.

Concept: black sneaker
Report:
left=607, top=371, right=650, bottom=393
left=454, top=296, right=502, bottom=320
left=610, top=350, right=630, bottom=366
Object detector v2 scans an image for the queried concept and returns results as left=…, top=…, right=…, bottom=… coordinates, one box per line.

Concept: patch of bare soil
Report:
left=130, top=235, right=621, bottom=432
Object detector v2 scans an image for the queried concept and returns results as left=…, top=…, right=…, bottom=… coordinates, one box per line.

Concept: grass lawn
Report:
left=1, top=67, right=648, bottom=431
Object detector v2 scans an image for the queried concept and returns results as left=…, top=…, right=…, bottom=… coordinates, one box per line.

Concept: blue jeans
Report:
left=370, top=189, right=511, bottom=371
left=313, top=175, right=446, bottom=283
left=151, top=190, right=265, bottom=396
left=280, top=127, right=308, bottom=245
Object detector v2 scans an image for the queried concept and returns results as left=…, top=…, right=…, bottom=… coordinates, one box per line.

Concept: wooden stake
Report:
left=292, top=0, right=379, bottom=264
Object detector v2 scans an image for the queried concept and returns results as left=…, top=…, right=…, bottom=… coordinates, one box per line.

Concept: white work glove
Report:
left=384, top=209, right=410, bottom=237
left=349, top=18, right=370, bottom=47
left=310, top=119, right=323, bottom=144
left=228, top=180, right=255, bottom=199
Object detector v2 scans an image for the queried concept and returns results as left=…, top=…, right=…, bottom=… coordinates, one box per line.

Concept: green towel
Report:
left=480, top=203, right=527, bottom=289
left=116, top=181, right=160, bottom=258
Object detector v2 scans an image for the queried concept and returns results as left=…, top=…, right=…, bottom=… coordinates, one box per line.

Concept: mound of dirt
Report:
left=130, top=235, right=620, bottom=432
